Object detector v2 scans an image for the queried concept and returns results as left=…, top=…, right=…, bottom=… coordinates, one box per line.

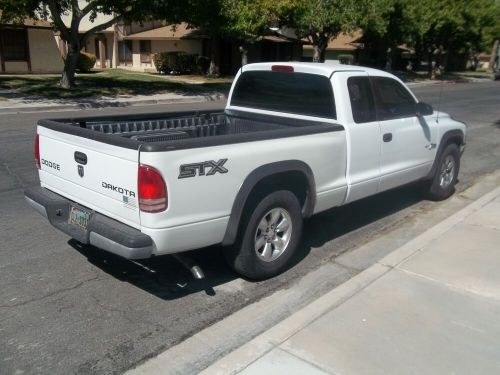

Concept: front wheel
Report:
left=224, top=190, right=303, bottom=280
left=423, top=143, right=460, bottom=201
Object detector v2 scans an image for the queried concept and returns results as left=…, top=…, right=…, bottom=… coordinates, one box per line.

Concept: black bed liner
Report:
left=38, top=109, right=344, bottom=152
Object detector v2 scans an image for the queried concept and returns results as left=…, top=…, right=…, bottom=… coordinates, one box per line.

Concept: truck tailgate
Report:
left=37, top=126, right=141, bottom=228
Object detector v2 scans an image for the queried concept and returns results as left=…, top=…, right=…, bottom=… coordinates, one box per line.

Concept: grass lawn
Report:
left=0, top=69, right=232, bottom=99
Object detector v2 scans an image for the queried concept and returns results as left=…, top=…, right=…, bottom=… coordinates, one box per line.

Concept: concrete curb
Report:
left=199, top=184, right=500, bottom=375
left=405, top=77, right=490, bottom=87
left=0, top=94, right=226, bottom=115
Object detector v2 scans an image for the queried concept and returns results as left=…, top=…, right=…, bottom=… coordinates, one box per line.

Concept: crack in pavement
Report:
left=0, top=159, right=27, bottom=190
left=0, top=273, right=101, bottom=309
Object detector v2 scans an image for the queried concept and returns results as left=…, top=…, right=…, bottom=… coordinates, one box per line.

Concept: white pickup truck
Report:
left=25, top=63, right=466, bottom=280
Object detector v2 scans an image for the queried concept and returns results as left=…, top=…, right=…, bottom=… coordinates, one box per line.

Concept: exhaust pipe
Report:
left=173, top=254, right=205, bottom=280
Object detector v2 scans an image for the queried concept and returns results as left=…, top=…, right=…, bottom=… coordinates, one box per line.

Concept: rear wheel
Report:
left=224, top=190, right=303, bottom=280
left=423, top=143, right=460, bottom=201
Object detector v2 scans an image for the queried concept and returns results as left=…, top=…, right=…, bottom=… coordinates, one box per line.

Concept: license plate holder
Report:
left=68, top=205, right=91, bottom=230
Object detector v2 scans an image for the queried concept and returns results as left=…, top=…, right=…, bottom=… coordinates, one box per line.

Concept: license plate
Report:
left=68, top=205, right=91, bottom=230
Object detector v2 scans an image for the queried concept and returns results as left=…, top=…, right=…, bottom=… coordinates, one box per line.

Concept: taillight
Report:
left=271, top=65, right=294, bottom=72
left=138, top=164, right=167, bottom=213
left=35, top=134, right=40, bottom=170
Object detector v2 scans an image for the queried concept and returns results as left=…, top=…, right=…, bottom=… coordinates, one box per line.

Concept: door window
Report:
left=372, top=77, right=416, bottom=120
left=347, top=76, right=376, bottom=123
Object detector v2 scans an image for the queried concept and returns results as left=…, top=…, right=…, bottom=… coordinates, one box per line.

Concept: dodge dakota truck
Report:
left=25, top=63, right=466, bottom=280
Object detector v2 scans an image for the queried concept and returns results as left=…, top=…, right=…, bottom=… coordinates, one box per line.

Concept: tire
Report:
left=224, top=190, right=303, bottom=280
left=423, top=143, right=460, bottom=201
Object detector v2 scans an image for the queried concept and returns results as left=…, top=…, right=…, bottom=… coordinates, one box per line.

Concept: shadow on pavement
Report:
left=288, top=182, right=424, bottom=269
left=69, top=240, right=236, bottom=300
left=70, top=182, right=425, bottom=300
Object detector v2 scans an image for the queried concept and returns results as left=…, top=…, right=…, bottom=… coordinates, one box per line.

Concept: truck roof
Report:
left=241, top=62, right=393, bottom=78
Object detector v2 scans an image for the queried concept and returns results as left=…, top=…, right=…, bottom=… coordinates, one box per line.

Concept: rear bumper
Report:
left=25, top=187, right=153, bottom=259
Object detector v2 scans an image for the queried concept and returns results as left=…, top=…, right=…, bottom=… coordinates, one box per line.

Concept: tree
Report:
left=177, top=0, right=292, bottom=76
left=286, top=0, right=392, bottom=62
left=0, top=0, right=180, bottom=88
left=378, top=0, right=500, bottom=72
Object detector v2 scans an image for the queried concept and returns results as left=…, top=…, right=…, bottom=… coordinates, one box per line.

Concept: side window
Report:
left=372, top=77, right=416, bottom=120
left=347, top=76, right=376, bottom=123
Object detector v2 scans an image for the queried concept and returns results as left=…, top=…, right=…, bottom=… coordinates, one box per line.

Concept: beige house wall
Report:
left=1, top=28, right=63, bottom=73
left=151, top=39, right=202, bottom=55
left=4, top=61, right=30, bottom=73
left=119, top=39, right=203, bottom=71
left=28, top=28, right=64, bottom=73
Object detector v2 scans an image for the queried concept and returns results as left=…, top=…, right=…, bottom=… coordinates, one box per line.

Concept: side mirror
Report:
left=415, top=102, right=433, bottom=116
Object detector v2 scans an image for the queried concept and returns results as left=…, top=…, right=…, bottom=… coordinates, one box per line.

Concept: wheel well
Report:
left=426, top=131, right=464, bottom=180
left=222, top=161, right=316, bottom=247
left=242, top=171, right=310, bottom=218
left=444, top=135, right=463, bottom=148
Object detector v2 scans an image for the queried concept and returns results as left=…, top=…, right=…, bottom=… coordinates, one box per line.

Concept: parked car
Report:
left=25, top=62, right=466, bottom=280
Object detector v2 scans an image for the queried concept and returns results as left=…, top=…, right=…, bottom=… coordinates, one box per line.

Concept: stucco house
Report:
left=0, top=19, right=63, bottom=74
left=57, top=15, right=204, bottom=72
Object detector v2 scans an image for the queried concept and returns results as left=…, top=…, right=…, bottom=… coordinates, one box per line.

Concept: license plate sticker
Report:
left=68, top=205, right=91, bottom=230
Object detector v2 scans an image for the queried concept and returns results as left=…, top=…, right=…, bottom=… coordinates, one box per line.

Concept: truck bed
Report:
left=38, top=109, right=344, bottom=152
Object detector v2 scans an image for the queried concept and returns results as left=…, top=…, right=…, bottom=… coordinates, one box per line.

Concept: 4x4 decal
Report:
left=178, top=159, right=228, bottom=179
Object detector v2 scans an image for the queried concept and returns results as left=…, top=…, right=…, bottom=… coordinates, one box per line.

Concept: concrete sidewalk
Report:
left=204, top=185, right=500, bottom=375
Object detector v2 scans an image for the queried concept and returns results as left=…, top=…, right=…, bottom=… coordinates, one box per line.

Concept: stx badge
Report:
left=178, top=159, right=228, bottom=179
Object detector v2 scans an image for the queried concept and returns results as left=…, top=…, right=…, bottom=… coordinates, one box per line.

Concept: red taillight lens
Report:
left=35, top=134, right=41, bottom=170
left=271, top=65, right=294, bottom=72
left=138, top=164, right=167, bottom=213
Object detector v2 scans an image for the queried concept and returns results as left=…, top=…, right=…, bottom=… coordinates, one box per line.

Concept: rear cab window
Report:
left=230, top=71, right=336, bottom=119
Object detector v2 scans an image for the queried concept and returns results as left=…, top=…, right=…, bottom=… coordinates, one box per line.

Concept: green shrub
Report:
left=77, top=51, right=97, bottom=72
left=152, top=53, right=168, bottom=73
left=153, top=51, right=199, bottom=74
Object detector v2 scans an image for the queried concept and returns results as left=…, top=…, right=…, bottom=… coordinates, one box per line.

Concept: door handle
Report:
left=383, top=133, right=393, bottom=142
left=425, top=143, right=437, bottom=150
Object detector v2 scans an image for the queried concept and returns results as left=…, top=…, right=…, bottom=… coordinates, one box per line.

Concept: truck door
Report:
left=371, top=76, right=438, bottom=192
left=334, top=72, right=381, bottom=203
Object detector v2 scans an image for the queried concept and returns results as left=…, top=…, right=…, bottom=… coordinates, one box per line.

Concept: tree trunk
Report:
left=312, top=45, right=320, bottom=62
left=239, top=46, right=248, bottom=67
left=208, top=36, right=220, bottom=77
left=312, top=35, right=328, bottom=63
left=488, top=39, right=499, bottom=72
left=60, top=42, right=80, bottom=89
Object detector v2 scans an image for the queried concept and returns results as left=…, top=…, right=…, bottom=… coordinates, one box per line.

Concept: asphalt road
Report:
left=1, top=81, right=500, bottom=375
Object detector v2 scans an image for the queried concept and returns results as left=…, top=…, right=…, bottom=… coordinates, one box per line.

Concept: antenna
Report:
left=436, top=83, right=444, bottom=123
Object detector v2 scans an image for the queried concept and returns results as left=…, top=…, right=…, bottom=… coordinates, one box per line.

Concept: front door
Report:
left=372, top=76, right=437, bottom=192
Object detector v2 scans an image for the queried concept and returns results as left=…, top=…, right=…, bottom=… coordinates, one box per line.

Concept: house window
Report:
left=1, top=29, right=29, bottom=61
left=140, top=40, right=151, bottom=63
left=118, top=40, right=132, bottom=62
